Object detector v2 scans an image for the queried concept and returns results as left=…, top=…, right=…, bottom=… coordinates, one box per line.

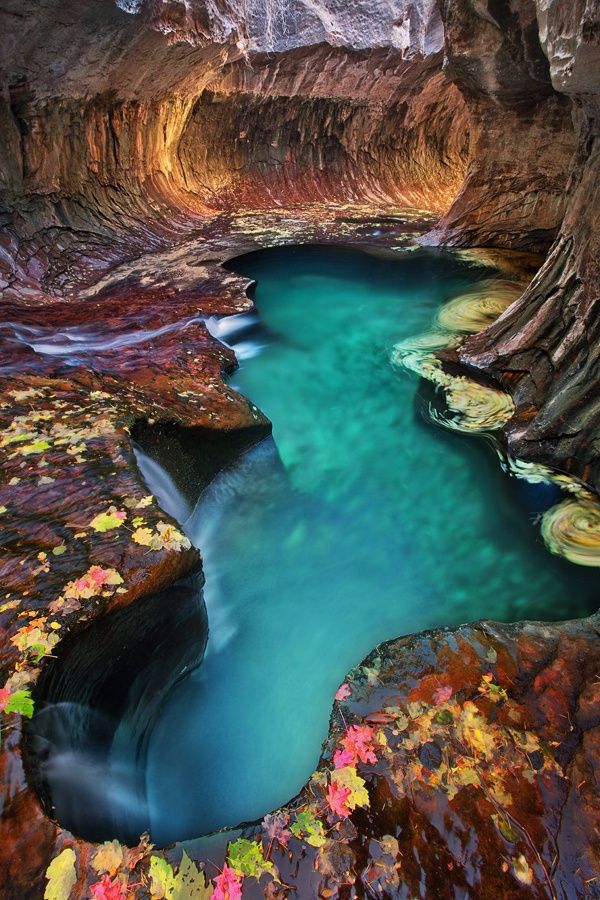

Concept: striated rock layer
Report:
left=0, top=0, right=467, bottom=304
left=454, top=1, right=600, bottom=494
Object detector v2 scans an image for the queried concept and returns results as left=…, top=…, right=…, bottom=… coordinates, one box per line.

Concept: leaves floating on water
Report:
left=330, top=766, right=370, bottom=812
left=149, top=852, right=210, bottom=899
left=541, top=497, right=600, bottom=566
left=436, top=377, right=515, bottom=432
left=435, top=281, right=522, bottom=334
left=290, top=809, right=327, bottom=847
left=393, top=334, right=514, bottom=433
left=211, top=863, right=242, bottom=900
left=391, top=279, right=520, bottom=434
left=501, top=456, right=594, bottom=498
left=262, top=811, right=292, bottom=848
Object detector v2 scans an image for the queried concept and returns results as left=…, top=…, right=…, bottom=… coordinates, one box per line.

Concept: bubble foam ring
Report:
left=541, top=498, right=600, bottom=566
left=436, top=281, right=523, bottom=334
left=430, top=377, right=515, bottom=433
left=504, top=457, right=595, bottom=499
left=391, top=331, right=459, bottom=381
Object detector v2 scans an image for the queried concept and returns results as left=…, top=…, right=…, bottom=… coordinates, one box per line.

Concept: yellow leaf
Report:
left=458, top=702, right=496, bottom=759
left=489, top=781, right=513, bottom=807
left=132, top=527, right=154, bottom=547
left=453, top=766, right=479, bottom=785
left=19, top=439, right=51, bottom=455
left=89, top=508, right=126, bottom=532
left=92, top=840, right=123, bottom=876
left=170, top=852, right=211, bottom=899
left=333, top=766, right=370, bottom=809
left=512, top=854, right=533, bottom=885
left=44, top=848, right=77, bottom=900
left=508, top=728, right=541, bottom=755
left=149, top=856, right=174, bottom=899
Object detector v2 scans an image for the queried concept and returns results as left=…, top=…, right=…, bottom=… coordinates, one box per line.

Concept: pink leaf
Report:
left=262, top=811, right=292, bottom=847
left=90, top=875, right=127, bottom=900
left=327, top=781, right=352, bottom=818
left=433, top=685, right=453, bottom=706
left=333, top=748, right=355, bottom=769
left=211, top=864, right=243, bottom=900
left=335, top=684, right=351, bottom=702
left=340, top=724, right=377, bottom=765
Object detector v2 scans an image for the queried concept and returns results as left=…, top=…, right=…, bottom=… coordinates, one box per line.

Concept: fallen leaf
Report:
left=44, top=848, right=77, bottom=900
left=227, top=838, right=274, bottom=879
left=89, top=508, right=126, bottom=532
left=92, top=841, right=124, bottom=876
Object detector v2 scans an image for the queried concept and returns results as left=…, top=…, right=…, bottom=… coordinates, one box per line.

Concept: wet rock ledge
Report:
left=11, top=609, right=600, bottom=898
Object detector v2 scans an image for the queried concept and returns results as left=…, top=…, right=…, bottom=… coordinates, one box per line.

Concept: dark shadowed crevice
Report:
left=24, top=572, right=207, bottom=845
left=131, top=419, right=272, bottom=512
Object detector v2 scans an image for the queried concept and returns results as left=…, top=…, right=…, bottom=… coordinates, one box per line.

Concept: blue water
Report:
left=140, top=245, right=598, bottom=844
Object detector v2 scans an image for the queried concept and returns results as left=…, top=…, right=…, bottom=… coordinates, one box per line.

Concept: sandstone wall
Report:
left=453, top=0, right=600, bottom=490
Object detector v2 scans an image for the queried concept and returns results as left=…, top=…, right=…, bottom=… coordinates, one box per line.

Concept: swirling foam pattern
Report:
left=392, top=277, right=522, bottom=434
left=391, top=331, right=458, bottom=380
left=393, top=271, right=600, bottom=566
left=435, top=281, right=523, bottom=333
left=430, top=378, right=515, bottom=433
left=502, top=457, right=594, bottom=498
left=541, top=499, right=600, bottom=566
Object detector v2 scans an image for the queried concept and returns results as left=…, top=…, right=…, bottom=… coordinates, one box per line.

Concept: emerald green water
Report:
left=144, top=245, right=598, bottom=843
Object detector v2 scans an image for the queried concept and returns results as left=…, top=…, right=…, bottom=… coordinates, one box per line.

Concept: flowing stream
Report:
left=28, top=243, right=600, bottom=846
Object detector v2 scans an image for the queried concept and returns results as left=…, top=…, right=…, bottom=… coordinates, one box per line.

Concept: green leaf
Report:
left=89, top=510, right=125, bottom=532
left=12, top=627, right=60, bottom=661
left=493, top=814, right=520, bottom=844
left=149, top=856, right=174, bottom=899
left=170, top=852, right=211, bottom=899
left=20, top=439, right=51, bottom=455
left=291, top=811, right=326, bottom=848
left=227, top=838, right=274, bottom=879
left=433, top=708, right=454, bottom=726
left=44, top=848, right=77, bottom=900
left=4, top=689, right=34, bottom=718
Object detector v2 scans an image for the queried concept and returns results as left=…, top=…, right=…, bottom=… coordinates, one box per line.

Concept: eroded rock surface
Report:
left=13, top=612, right=600, bottom=899
left=453, top=0, right=600, bottom=493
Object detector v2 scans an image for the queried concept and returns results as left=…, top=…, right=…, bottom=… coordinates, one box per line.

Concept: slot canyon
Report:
left=1, top=0, right=600, bottom=897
